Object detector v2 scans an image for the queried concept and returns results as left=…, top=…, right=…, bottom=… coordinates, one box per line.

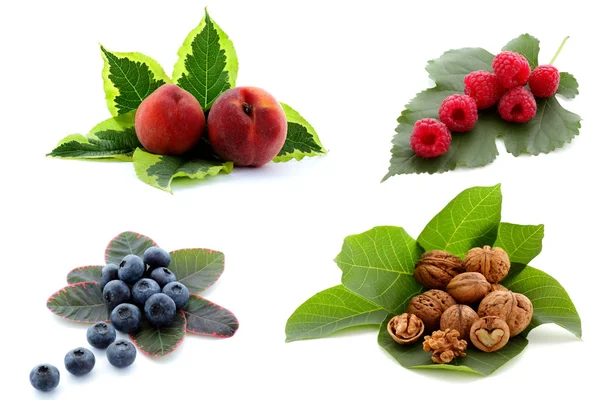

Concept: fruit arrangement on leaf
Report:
left=47, top=9, right=326, bottom=192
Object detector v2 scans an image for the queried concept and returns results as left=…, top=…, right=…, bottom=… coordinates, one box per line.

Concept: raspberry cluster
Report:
left=410, top=51, right=561, bottom=158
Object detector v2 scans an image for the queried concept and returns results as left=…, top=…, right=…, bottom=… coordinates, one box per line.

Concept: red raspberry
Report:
left=410, top=118, right=451, bottom=158
left=464, top=70, right=505, bottom=109
left=492, top=51, right=531, bottom=89
left=498, top=87, right=537, bottom=123
left=438, top=94, right=478, bottom=132
left=529, top=65, right=560, bottom=97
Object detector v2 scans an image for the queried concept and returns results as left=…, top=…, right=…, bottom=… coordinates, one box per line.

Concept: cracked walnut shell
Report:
left=414, top=250, right=465, bottom=289
left=423, top=329, right=467, bottom=364
left=478, top=291, right=533, bottom=336
left=465, top=246, right=510, bottom=283
left=407, top=289, right=457, bottom=332
left=440, top=304, right=478, bottom=341
left=387, top=313, right=425, bottom=345
left=446, top=272, right=491, bottom=304
left=470, top=316, right=510, bottom=352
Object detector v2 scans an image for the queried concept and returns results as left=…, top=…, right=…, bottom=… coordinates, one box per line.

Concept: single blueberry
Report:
left=162, top=281, right=190, bottom=309
left=144, top=293, right=176, bottom=327
left=132, top=278, right=161, bottom=306
left=87, top=321, right=117, bottom=349
left=100, top=264, right=119, bottom=291
left=110, top=303, right=142, bottom=333
left=103, top=280, right=131, bottom=310
left=150, top=267, right=176, bottom=288
left=106, top=340, right=136, bottom=368
left=118, top=254, right=145, bottom=284
left=29, top=364, right=60, bottom=392
left=143, top=246, right=171, bottom=272
left=64, top=347, right=95, bottom=376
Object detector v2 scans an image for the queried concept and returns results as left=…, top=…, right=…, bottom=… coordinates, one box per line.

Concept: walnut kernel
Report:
left=470, top=316, right=510, bottom=352
left=423, top=329, right=467, bottom=364
left=387, top=313, right=425, bottom=345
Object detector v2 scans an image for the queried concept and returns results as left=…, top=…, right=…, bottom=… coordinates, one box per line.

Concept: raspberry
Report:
left=529, top=65, right=560, bottom=97
left=464, top=70, right=505, bottom=109
left=492, top=51, right=531, bottom=89
left=410, top=118, right=451, bottom=158
left=498, top=87, right=537, bottom=123
left=438, top=94, right=478, bottom=132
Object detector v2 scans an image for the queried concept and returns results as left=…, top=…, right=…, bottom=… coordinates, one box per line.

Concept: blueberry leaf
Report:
left=168, top=248, right=225, bottom=294
left=274, top=102, right=327, bottom=163
left=502, top=33, right=540, bottom=68
left=47, top=282, right=108, bottom=323
left=130, top=310, right=186, bottom=357
left=493, top=222, right=544, bottom=265
left=105, top=231, right=157, bottom=265
left=66, top=265, right=103, bottom=284
left=183, top=294, right=239, bottom=337
left=285, top=285, right=387, bottom=342
left=557, top=72, right=579, bottom=99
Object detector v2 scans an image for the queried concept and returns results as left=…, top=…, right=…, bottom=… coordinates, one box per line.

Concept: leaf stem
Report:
left=549, top=36, right=570, bottom=65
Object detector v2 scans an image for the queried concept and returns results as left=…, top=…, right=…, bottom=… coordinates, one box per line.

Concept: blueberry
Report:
left=107, top=339, right=136, bottom=368
left=118, top=254, right=145, bottom=284
left=110, top=303, right=142, bottom=333
left=100, top=263, right=119, bottom=291
left=87, top=321, right=117, bottom=349
left=64, top=347, right=95, bottom=376
left=144, top=293, right=176, bottom=326
left=29, top=364, right=60, bottom=392
left=162, top=281, right=190, bottom=308
left=132, top=278, right=161, bottom=306
left=150, top=267, right=176, bottom=288
left=143, top=246, right=171, bottom=272
left=103, top=280, right=130, bottom=310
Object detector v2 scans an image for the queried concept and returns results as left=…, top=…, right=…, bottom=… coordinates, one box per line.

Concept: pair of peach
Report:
left=134, top=84, right=287, bottom=167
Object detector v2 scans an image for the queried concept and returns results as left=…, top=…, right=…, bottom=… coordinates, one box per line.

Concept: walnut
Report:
left=387, top=313, right=425, bottom=345
left=446, top=272, right=491, bottom=304
left=478, top=291, right=533, bottom=336
left=407, top=289, right=457, bottom=332
left=465, top=245, right=510, bottom=283
left=490, top=283, right=509, bottom=292
left=440, top=305, right=478, bottom=341
left=414, top=250, right=465, bottom=289
left=470, top=316, right=510, bottom=352
left=423, top=329, right=467, bottom=364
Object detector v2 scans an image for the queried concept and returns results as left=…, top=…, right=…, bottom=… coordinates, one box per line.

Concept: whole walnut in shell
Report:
left=490, top=283, right=509, bottom=292
left=478, top=291, right=533, bottom=336
left=440, top=304, right=478, bottom=340
left=407, top=289, right=457, bottom=332
left=446, top=272, right=491, bottom=304
left=414, top=250, right=465, bottom=289
left=465, top=245, right=510, bottom=283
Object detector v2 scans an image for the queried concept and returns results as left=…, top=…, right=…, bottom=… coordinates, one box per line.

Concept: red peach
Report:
left=207, top=87, right=287, bottom=167
left=135, top=84, right=205, bottom=156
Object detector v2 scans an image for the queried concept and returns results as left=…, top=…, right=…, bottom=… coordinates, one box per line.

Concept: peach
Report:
left=135, top=84, right=205, bottom=156
left=207, top=87, right=287, bottom=167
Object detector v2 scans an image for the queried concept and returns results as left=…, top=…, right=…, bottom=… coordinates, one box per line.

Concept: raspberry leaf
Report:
left=285, top=285, right=387, bottom=342
left=172, top=8, right=238, bottom=110
left=274, top=102, right=327, bottom=163
left=100, top=46, right=170, bottom=116
left=493, top=223, right=544, bottom=265
left=183, top=294, right=239, bottom=337
left=47, top=282, right=108, bottom=323
left=130, top=310, right=186, bottom=357
left=334, top=226, right=423, bottom=314
left=557, top=72, right=579, bottom=99
left=502, top=33, right=540, bottom=68
left=66, top=265, right=103, bottom=284
left=105, top=231, right=157, bottom=265
left=168, top=248, right=225, bottom=294
left=425, top=48, right=494, bottom=91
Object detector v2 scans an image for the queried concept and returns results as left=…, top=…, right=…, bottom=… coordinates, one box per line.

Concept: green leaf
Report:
left=273, top=102, right=327, bottom=162
left=183, top=295, right=239, bottom=337
left=377, top=314, right=529, bottom=376
left=47, top=282, right=108, bottom=323
left=501, top=96, right=581, bottom=156
left=172, top=9, right=238, bottom=110
left=101, top=46, right=170, bottom=116
left=168, top=248, right=224, bottom=294
left=418, top=184, right=502, bottom=258
left=502, top=34, right=540, bottom=68
left=425, top=47, right=494, bottom=91
left=334, top=226, right=423, bottom=314
left=130, top=310, right=186, bottom=357
left=105, top=231, right=157, bottom=265
left=285, top=285, right=387, bottom=342
left=132, top=148, right=233, bottom=193
left=67, top=266, right=103, bottom=284
left=503, top=265, right=581, bottom=338
left=493, top=223, right=544, bottom=265
left=557, top=72, right=579, bottom=99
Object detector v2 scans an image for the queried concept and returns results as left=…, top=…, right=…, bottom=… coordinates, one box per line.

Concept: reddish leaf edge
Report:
left=184, top=294, right=239, bottom=338
left=66, top=265, right=104, bottom=283
left=169, top=248, right=225, bottom=293
left=104, top=231, right=158, bottom=264
left=130, top=309, right=187, bottom=358
left=46, top=281, right=109, bottom=324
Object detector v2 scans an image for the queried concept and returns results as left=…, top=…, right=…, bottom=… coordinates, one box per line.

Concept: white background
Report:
left=1, top=0, right=599, bottom=398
